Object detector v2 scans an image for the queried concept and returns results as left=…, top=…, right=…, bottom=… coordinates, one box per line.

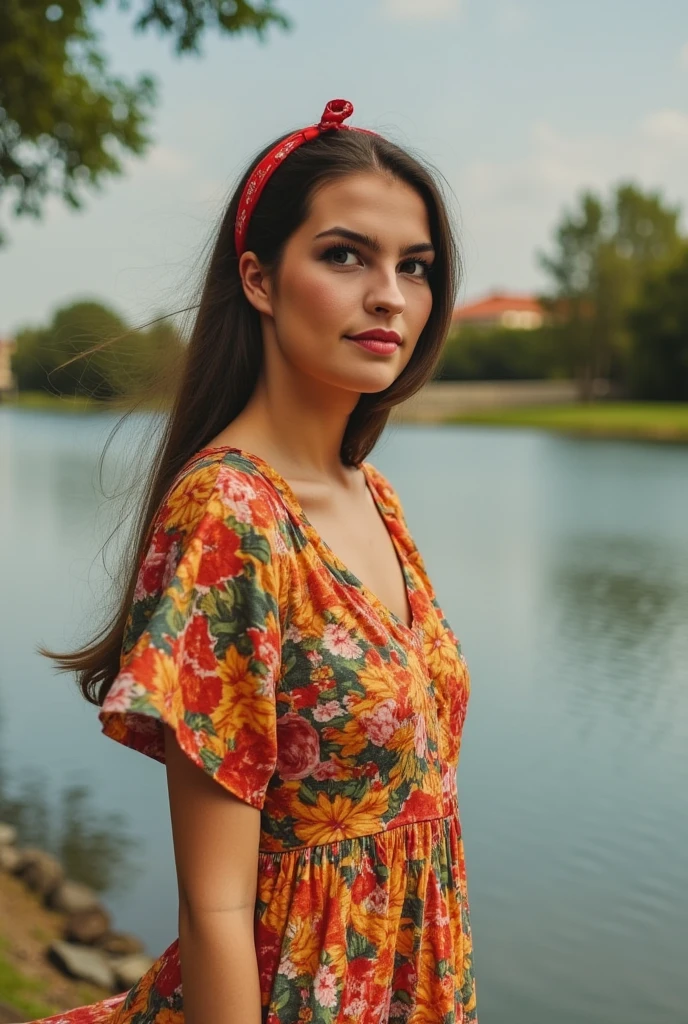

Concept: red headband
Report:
left=234, top=98, right=378, bottom=258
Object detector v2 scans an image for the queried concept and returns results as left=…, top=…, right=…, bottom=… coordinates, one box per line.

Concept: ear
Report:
left=238, top=251, right=274, bottom=317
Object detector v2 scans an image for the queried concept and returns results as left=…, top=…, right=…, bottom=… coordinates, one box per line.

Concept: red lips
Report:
left=346, top=329, right=402, bottom=345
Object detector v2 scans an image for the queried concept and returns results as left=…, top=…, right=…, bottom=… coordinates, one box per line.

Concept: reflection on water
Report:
left=548, top=536, right=688, bottom=753
left=553, top=534, right=687, bottom=648
left=2, top=410, right=688, bottom=1024
left=549, top=534, right=688, bottom=718
left=0, top=711, right=138, bottom=893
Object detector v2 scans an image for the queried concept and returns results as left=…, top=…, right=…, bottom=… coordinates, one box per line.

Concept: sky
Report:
left=1, top=0, right=687, bottom=335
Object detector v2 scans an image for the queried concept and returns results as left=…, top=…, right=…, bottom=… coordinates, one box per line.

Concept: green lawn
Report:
left=446, top=402, right=688, bottom=442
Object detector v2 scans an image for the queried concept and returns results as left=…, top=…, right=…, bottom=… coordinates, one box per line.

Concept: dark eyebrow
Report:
left=314, top=226, right=435, bottom=258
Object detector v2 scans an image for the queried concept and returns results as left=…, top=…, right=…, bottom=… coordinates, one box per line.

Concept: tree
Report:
left=0, top=0, right=289, bottom=244
left=627, top=246, right=688, bottom=401
left=11, top=299, right=186, bottom=398
left=13, top=300, right=127, bottom=396
left=538, top=183, right=684, bottom=397
left=436, top=324, right=570, bottom=382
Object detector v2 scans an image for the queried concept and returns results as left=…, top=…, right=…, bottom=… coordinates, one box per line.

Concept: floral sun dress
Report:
left=31, top=447, right=477, bottom=1024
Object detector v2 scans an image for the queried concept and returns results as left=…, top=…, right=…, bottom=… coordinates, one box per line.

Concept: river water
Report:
left=1, top=407, right=686, bottom=1024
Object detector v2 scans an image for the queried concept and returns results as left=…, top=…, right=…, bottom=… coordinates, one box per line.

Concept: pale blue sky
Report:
left=2, top=0, right=687, bottom=335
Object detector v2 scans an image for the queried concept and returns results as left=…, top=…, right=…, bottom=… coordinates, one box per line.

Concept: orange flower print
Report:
left=322, top=715, right=368, bottom=759
left=152, top=1010, right=180, bottom=1024
left=164, top=467, right=217, bottom=529
left=285, top=917, right=321, bottom=977
left=145, top=652, right=185, bottom=726
left=166, top=538, right=203, bottom=616
left=215, top=646, right=275, bottom=736
left=293, top=788, right=389, bottom=846
left=423, top=612, right=460, bottom=682
left=355, top=649, right=400, bottom=706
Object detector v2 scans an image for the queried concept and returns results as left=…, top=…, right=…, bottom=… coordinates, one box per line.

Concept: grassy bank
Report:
left=0, top=937, right=56, bottom=1020
left=446, top=402, right=688, bottom=442
left=0, top=871, right=108, bottom=1021
left=1, top=391, right=165, bottom=415
left=2, top=391, right=103, bottom=414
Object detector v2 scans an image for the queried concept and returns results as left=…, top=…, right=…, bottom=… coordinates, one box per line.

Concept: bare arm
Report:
left=163, top=724, right=264, bottom=1024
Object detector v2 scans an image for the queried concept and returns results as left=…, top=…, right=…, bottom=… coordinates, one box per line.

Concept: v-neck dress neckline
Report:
left=191, top=445, right=422, bottom=644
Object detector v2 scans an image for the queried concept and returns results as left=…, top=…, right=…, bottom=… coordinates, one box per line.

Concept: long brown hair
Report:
left=41, top=123, right=461, bottom=706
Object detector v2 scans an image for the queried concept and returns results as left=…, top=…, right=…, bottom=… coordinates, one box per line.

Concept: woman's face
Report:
left=252, top=171, right=435, bottom=398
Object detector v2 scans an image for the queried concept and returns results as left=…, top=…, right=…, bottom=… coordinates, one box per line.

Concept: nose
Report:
left=364, top=266, right=406, bottom=318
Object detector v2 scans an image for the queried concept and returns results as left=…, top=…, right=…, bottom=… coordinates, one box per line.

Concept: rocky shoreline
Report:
left=0, top=822, right=154, bottom=1019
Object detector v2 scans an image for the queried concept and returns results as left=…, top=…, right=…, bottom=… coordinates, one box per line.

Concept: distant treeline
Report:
left=439, top=183, right=688, bottom=401
left=11, top=301, right=185, bottom=402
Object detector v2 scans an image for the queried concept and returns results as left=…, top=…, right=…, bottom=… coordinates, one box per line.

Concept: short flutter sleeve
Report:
left=99, top=456, right=289, bottom=809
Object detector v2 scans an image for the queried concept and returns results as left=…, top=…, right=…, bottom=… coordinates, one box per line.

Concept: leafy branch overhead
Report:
left=129, top=0, right=290, bottom=53
left=0, top=0, right=290, bottom=244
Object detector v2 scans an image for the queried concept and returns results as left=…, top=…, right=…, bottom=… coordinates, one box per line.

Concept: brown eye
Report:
left=400, top=259, right=430, bottom=278
left=320, top=243, right=363, bottom=267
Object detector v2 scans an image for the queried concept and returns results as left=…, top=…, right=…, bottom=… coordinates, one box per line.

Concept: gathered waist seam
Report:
left=258, top=806, right=460, bottom=857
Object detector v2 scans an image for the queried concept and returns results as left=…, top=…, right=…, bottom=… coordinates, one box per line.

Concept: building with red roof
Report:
left=452, top=291, right=546, bottom=331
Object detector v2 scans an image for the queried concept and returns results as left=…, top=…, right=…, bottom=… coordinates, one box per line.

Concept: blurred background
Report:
left=1, top=1, right=687, bottom=1021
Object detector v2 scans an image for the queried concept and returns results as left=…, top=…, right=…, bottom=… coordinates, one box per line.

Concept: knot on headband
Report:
left=317, top=98, right=354, bottom=131
left=234, top=98, right=376, bottom=258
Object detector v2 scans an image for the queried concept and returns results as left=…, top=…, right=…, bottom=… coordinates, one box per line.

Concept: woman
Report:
left=35, top=99, right=477, bottom=1024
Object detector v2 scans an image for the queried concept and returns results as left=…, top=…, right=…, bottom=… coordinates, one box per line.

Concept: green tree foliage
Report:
left=538, top=183, right=683, bottom=396
left=437, top=324, right=572, bottom=381
left=627, top=246, right=688, bottom=401
left=11, top=299, right=186, bottom=399
left=0, top=0, right=289, bottom=243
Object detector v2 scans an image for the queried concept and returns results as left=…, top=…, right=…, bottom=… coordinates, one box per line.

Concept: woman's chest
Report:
left=260, top=575, right=470, bottom=849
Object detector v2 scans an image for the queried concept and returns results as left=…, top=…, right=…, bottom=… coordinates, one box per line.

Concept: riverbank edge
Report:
left=0, top=870, right=107, bottom=1021
left=4, top=392, right=688, bottom=442
left=0, top=826, right=153, bottom=1022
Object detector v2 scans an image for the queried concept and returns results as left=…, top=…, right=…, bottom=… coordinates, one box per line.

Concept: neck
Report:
left=226, top=365, right=361, bottom=486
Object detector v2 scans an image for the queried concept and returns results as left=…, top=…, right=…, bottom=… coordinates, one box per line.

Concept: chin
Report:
left=356, top=375, right=399, bottom=395
left=339, top=365, right=400, bottom=393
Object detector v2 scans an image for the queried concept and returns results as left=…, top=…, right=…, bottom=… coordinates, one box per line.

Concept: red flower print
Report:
left=401, top=788, right=442, bottom=820
left=291, top=683, right=321, bottom=710
left=137, top=528, right=174, bottom=596
left=255, top=922, right=282, bottom=992
left=247, top=624, right=281, bottom=678
left=351, top=857, right=377, bottom=903
left=195, top=516, right=243, bottom=588
left=181, top=614, right=218, bottom=672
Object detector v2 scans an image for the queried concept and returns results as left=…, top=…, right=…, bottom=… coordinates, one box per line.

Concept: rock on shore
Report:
left=0, top=821, right=154, bottom=1009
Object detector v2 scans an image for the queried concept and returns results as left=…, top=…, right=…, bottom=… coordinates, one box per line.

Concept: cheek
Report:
left=281, top=265, right=352, bottom=334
